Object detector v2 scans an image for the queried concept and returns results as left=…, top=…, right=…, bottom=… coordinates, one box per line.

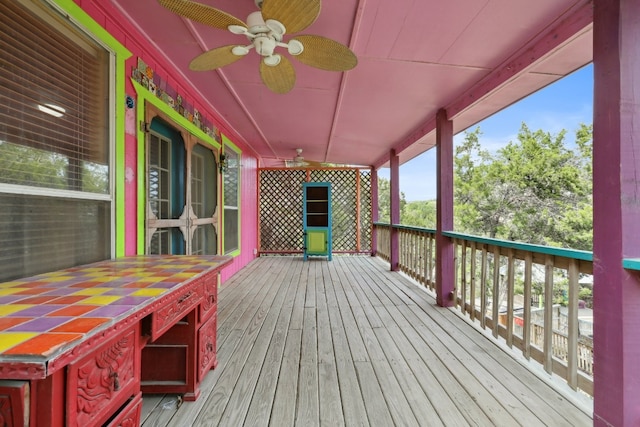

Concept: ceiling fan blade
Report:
left=303, top=159, right=325, bottom=167
left=189, top=45, right=245, bottom=71
left=261, top=0, right=320, bottom=34
left=260, top=56, right=296, bottom=94
left=158, top=0, right=246, bottom=29
left=292, top=35, right=358, bottom=71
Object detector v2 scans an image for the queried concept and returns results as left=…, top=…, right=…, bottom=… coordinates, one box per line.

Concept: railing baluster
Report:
left=453, top=240, right=460, bottom=309
left=480, top=245, right=488, bottom=329
left=506, top=248, right=515, bottom=348
left=492, top=246, right=500, bottom=339
left=567, top=259, right=579, bottom=390
left=427, top=234, right=434, bottom=289
left=544, top=255, right=554, bottom=374
left=460, top=240, right=468, bottom=313
left=470, top=242, right=477, bottom=320
left=523, top=252, right=532, bottom=360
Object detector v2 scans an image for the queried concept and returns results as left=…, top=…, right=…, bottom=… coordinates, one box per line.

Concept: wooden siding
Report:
left=141, top=256, right=592, bottom=426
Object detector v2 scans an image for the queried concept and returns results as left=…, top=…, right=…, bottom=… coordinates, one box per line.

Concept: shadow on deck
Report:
left=141, top=256, right=592, bottom=426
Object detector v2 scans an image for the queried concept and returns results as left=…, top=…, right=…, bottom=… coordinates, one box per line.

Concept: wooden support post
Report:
left=389, top=150, right=400, bottom=271
left=435, top=109, right=454, bottom=307
left=593, top=0, right=640, bottom=425
left=371, top=168, right=378, bottom=256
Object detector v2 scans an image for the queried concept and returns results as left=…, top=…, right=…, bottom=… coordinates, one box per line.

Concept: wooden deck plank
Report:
left=191, top=261, right=289, bottom=426
left=354, top=361, right=395, bottom=427
left=217, top=257, right=297, bottom=426
left=296, top=308, right=319, bottom=426
left=371, top=256, right=592, bottom=426
left=243, top=260, right=302, bottom=427
left=325, top=285, right=370, bottom=426
left=154, top=256, right=592, bottom=427
left=373, top=327, right=445, bottom=426
left=269, top=329, right=302, bottom=426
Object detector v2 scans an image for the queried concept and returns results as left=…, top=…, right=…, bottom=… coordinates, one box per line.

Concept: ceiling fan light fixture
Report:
left=231, top=45, right=251, bottom=56
left=247, top=11, right=269, bottom=33
left=228, top=25, right=249, bottom=35
left=265, top=19, right=286, bottom=37
left=263, top=54, right=281, bottom=67
left=287, top=39, right=304, bottom=56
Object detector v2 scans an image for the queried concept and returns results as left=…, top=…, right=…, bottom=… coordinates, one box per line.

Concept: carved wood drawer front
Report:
left=67, top=325, right=140, bottom=427
left=104, top=392, right=142, bottom=427
left=199, top=273, right=218, bottom=324
left=0, top=380, right=29, bottom=427
left=151, top=281, right=204, bottom=340
left=197, top=311, right=217, bottom=382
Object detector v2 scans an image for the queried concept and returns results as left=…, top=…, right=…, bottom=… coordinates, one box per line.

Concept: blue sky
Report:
left=379, top=64, right=594, bottom=201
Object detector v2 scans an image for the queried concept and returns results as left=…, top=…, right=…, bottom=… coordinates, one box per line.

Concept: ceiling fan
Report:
left=158, top=0, right=358, bottom=93
left=285, top=148, right=325, bottom=167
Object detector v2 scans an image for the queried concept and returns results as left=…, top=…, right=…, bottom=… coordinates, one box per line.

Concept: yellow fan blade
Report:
left=158, top=0, right=246, bottom=29
left=292, top=35, right=357, bottom=71
left=189, top=45, right=244, bottom=71
left=261, top=0, right=320, bottom=34
left=260, top=56, right=296, bottom=94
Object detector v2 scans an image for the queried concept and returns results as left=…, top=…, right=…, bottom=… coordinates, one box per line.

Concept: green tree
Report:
left=454, top=123, right=592, bottom=250
left=377, top=177, right=407, bottom=223
left=402, top=200, right=436, bottom=228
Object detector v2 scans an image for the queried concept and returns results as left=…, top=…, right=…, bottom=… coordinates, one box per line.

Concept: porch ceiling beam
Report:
left=325, top=0, right=368, bottom=163
left=372, top=0, right=593, bottom=170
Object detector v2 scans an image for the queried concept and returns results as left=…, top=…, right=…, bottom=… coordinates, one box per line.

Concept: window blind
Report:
left=0, top=0, right=108, bottom=191
left=0, top=0, right=111, bottom=282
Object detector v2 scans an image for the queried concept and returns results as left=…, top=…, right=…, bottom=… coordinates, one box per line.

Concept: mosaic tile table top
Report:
left=0, top=255, right=231, bottom=366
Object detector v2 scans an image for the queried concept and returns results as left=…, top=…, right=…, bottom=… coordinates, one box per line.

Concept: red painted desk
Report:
left=0, top=255, right=232, bottom=427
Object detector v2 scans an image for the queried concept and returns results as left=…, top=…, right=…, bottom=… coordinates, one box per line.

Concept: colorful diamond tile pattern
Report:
left=0, top=256, right=226, bottom=360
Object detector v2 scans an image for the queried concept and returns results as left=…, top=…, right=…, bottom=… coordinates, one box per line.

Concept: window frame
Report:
left=222, top=136, right=241, bottom=256
left=0, top=0, right=130, bottom=281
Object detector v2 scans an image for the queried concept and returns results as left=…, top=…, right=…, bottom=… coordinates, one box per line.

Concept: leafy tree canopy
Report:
left=454, top=123, right=592, bottom=250
left=378, top=122, right=593, bottom=251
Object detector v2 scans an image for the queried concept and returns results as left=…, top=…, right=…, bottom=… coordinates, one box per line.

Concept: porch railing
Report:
left=373, top=223, right=594, bottom=397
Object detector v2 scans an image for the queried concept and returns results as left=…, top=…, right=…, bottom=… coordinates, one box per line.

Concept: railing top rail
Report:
left=623, top=258, right=640, bottom=271
left=442, top=231, right=593, bottom=261
left=372, top=222, right=436, bottom=234
left=373, top=223, right=592, bottom=262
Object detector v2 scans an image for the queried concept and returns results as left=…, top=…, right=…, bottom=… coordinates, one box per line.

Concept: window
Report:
left=223, top=148, right=240, bottom=254
left=0, top=0, right=111, bottom=281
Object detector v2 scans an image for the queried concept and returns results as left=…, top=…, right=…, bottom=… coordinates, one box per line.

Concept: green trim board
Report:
left=132, top=79, right=221, bottom=254
left=623, top=259, right=640, bottom=271
left=51, top=0, right=132, bottom=257
left=442, top=231, right=593, bottom=261
left=221, top=134, right=242, bottom=257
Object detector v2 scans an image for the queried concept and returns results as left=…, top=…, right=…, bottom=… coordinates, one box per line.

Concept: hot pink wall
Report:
left=74, top=0, right=259, bottom=282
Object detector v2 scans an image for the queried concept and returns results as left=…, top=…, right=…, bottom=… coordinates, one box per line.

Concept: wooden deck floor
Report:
left=140, top=256, right=592, bottom=427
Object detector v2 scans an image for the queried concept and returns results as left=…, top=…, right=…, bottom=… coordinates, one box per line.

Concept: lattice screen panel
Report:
left=311, top=169, right=356, bottom=252
left=259, top=168, right=372, bottom=254
left=359, top=170, right=373, bottom=251
left=259, top=169, right=306, bottom=252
